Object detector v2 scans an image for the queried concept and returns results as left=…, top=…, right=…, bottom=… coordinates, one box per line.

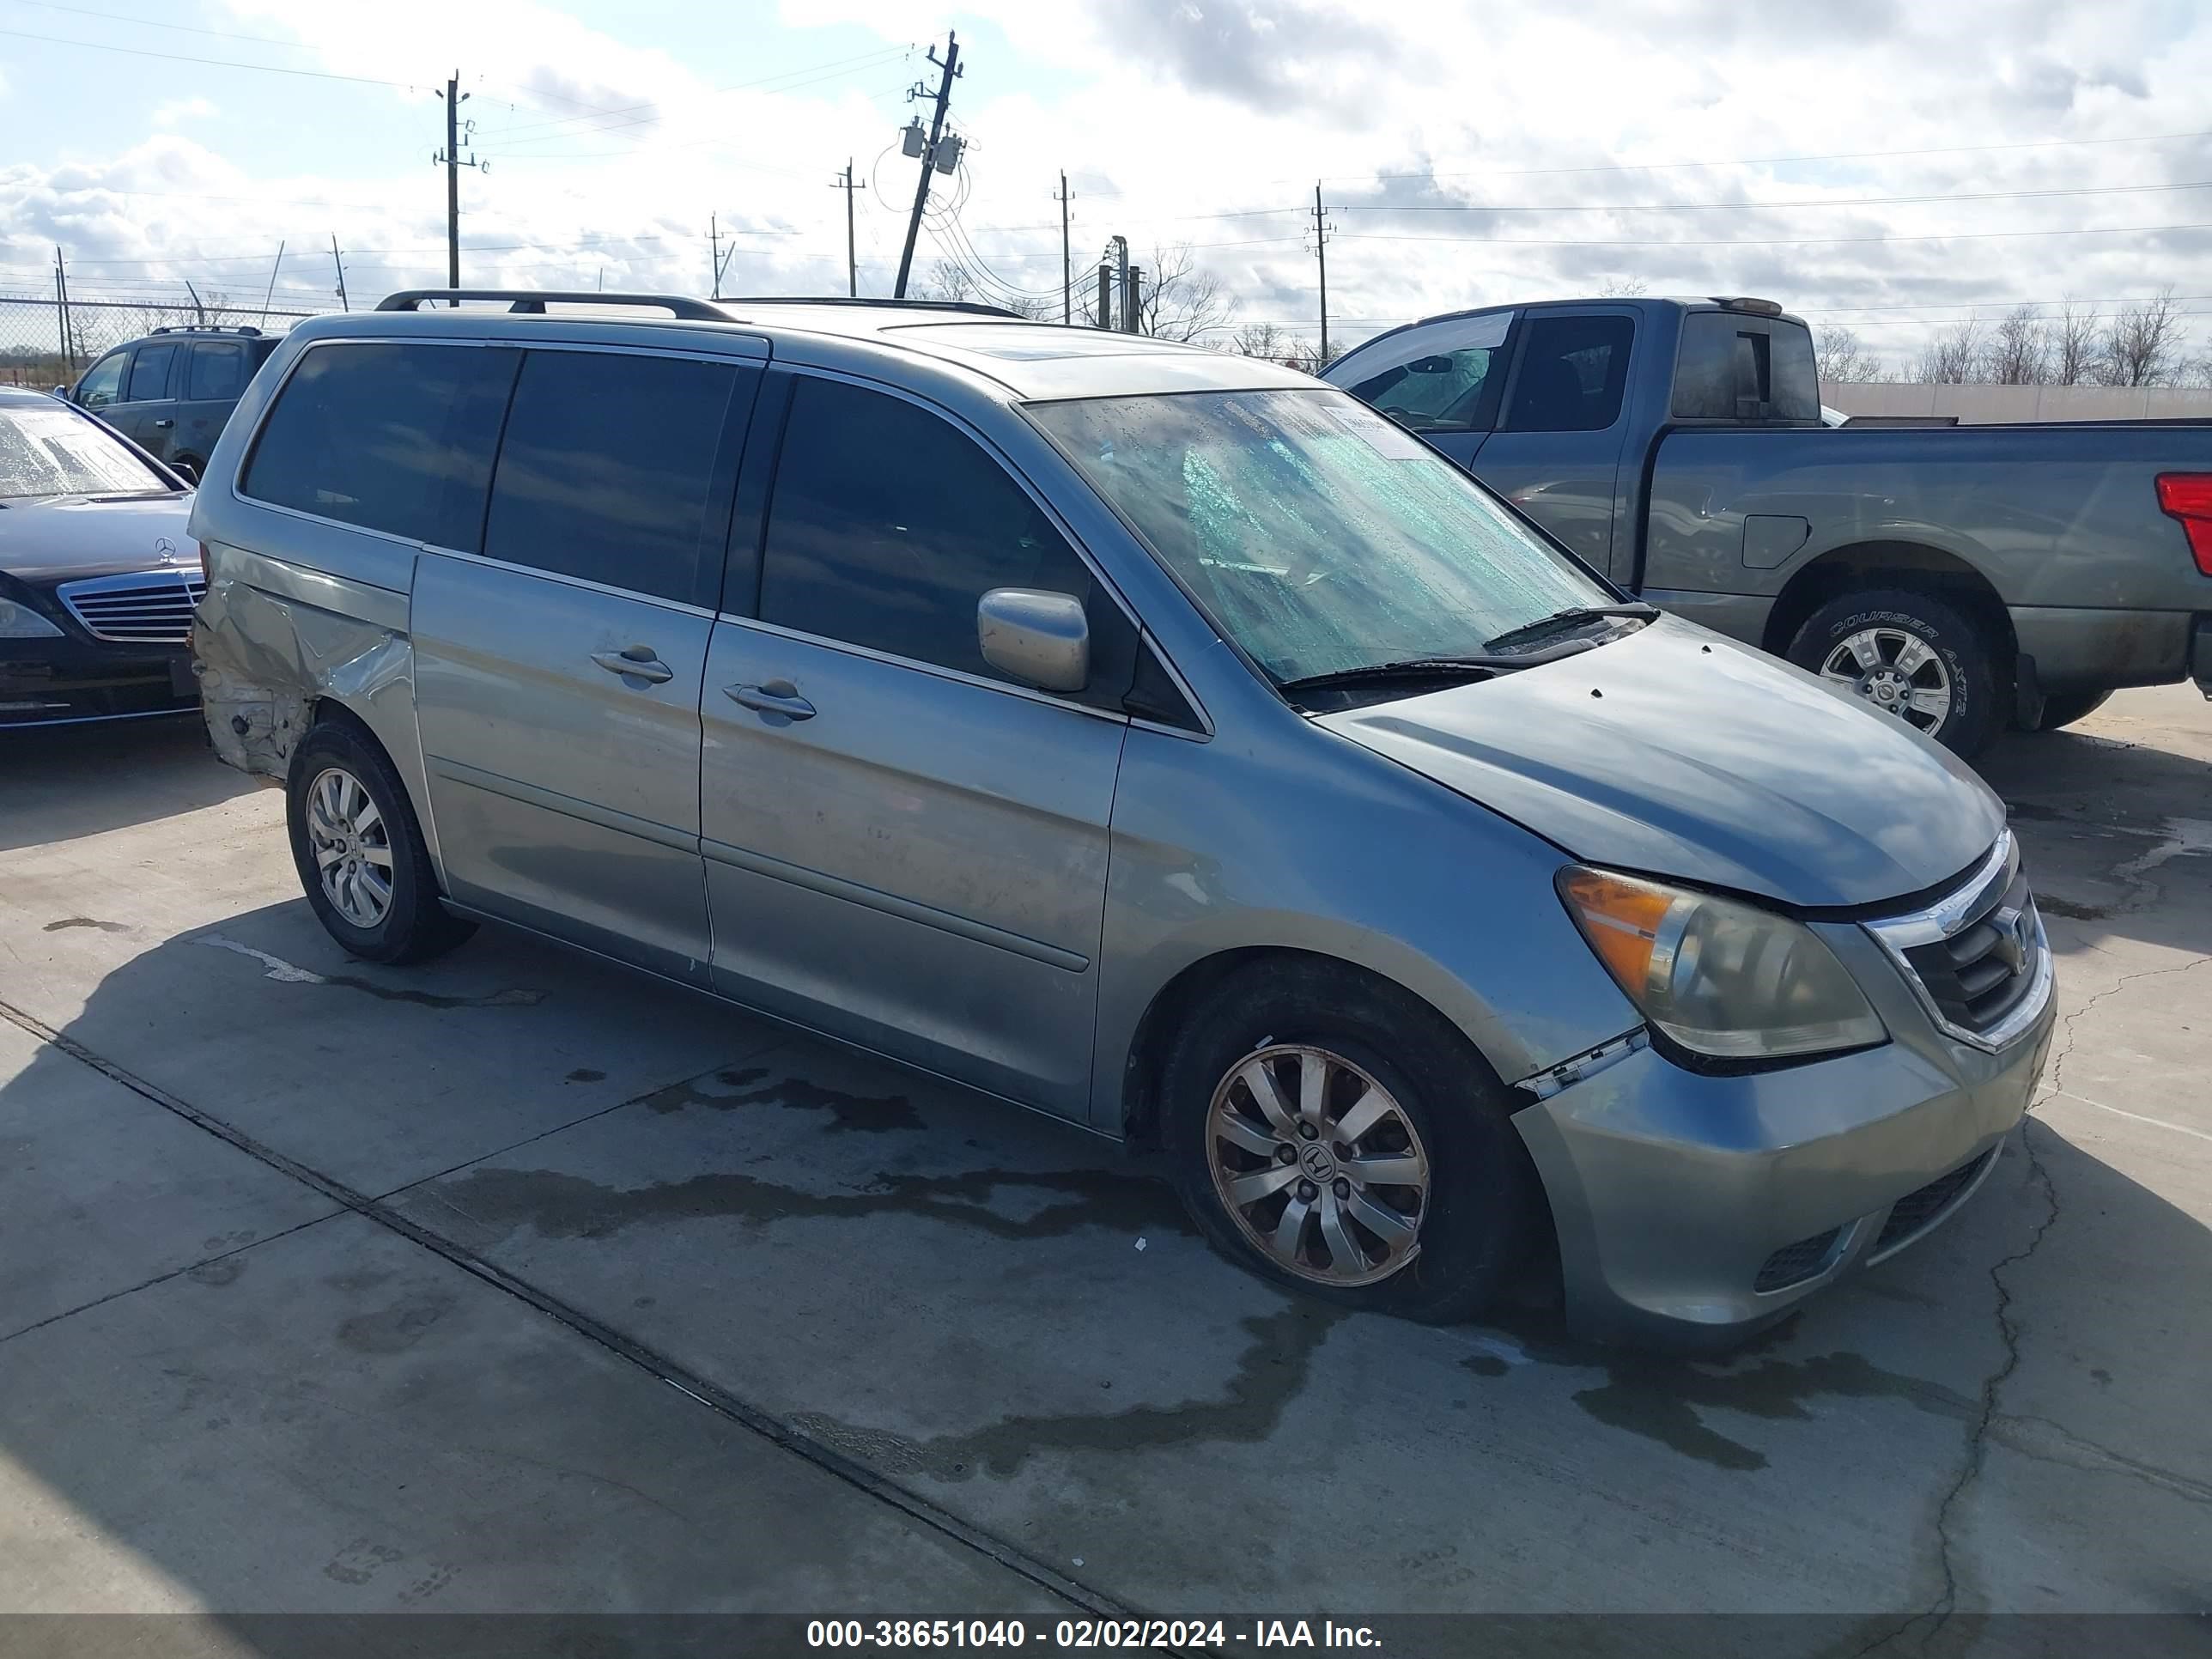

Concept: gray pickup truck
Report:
left=1323, top=295, right=2212, bottom=752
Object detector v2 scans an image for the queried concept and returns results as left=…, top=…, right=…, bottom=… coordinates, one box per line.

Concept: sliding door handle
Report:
left=726, top=679, right=816, bottom=721
left=590, top=647, right=674, bottom=684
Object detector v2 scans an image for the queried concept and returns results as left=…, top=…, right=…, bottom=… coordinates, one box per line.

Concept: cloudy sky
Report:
left=3, top=0, right=2209, bottom=371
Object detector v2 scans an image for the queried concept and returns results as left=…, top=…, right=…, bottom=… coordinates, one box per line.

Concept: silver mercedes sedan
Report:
left=187, top=291, right=2055, bottom=1346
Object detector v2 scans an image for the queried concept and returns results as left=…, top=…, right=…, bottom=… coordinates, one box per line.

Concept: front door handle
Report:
left=152, top=418, right=174, bottom=428
left=590, top=646, right=674, bottom=684
left=726, top=679, right=816, bottom=720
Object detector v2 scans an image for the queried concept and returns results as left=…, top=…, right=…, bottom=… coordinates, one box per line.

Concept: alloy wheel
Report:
left=305, top=765, right=394, bottom=928
left=1820, top=626, right=1953, bottom=733
left=1204, top=1043, right=1430, bottom=1286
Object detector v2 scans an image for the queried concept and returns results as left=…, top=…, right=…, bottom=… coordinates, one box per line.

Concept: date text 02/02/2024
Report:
left=805, top=1619, right=1381, bottom=1649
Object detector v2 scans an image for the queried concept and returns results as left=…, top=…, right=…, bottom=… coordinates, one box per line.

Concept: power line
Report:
left=0, top=22, right=422, bottom=87
left=1337, top=219, right=2212, bottom=248
left=2, top=0, right=315, bottom=48
left=483, top=46, right=914, bottom=147
left=1334, top=179, right=2212, bottom=215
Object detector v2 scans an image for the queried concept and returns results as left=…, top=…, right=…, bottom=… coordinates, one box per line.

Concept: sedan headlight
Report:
left=1559, top=866, right=1886, bottom=1060
left=0, top=599, right=64, bottom=639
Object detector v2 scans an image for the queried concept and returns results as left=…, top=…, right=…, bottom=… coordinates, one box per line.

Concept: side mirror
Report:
left=978, top=587, right=1089, bottom=693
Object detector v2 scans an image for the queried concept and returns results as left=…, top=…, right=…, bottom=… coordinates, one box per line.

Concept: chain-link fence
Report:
left=0, top=294, right=340, bottom=390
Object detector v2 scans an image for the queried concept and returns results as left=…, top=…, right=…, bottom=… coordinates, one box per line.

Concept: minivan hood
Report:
left=1316, top=617, right=2003, bottom=909
left=0, top=494, right=195, bottom=587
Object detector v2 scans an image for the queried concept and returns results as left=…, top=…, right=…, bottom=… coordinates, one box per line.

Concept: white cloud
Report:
left=3, top=0, right=2208, bottom=374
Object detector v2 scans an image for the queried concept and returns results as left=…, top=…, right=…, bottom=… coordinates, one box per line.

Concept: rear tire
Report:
left=2030, top=688, right=2112, bottom=732
left=1161, top=958, right=1537, bottom=1323
left=286, top=720, right=474, bottom=965
left=1786, top=586, right=2002, bottom=757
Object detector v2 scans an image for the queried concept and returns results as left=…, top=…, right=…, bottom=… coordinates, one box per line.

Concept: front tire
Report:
left=1162, top=959, right=1537, bottom=1322
left=1786, top=586, right=2002, bottom=756
left=286, top=721, right=474, bottom=964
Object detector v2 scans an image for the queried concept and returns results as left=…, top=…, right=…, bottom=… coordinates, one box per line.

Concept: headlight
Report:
left=0, top=599, right=64, bottom=639
left=1558, top=866, right=1886, bottom=1060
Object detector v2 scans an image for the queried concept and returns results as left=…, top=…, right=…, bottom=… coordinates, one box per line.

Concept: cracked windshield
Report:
left=1033, top=388, right=1608, bottom=684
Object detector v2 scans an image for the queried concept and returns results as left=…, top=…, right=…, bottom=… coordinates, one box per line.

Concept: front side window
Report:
left=126, top=343, right=177, bottom=403
left=75, top=351, right=128, bottom=410
left=0, top=404, right=171, bottom=499
left=1030, top=388, right=1612, bottom=687
left=1500, top=315, right=1633, bottom=433
left=758, top=375, right=1132, bottom=698
left=185, top=341, right=247, bottom=401
left=482, top=349, right=745, bottom=605
left=1332, top=311, right=1514, bottom=434
left=242, top=342, right=519, bottom=549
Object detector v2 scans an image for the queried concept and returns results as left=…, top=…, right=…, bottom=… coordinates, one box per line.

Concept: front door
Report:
left=698, top=373, right=1131, bottom=1118
left=411, top=344, right=760, bottom=984
left=1469, top=309, right=1638, bottom=581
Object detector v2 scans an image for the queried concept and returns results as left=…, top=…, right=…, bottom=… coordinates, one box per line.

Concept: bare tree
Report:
left=917, top=259, right=975, bottom=303
left=2051, top=298, right=2103, bottom=385
left=1232, top=320, right=1295, bottom=362
left=1134, top=242, right=1237, bottom=343
left=1983, top=304, right=2051, bottom=386
left=2100, top=288, right=2188, bottom=387
left=1596, top=276, right=1649, bottom=298
left=1915, top=317, right=1983, bottom=384
left=1814, top=324, right=1886, bottom=383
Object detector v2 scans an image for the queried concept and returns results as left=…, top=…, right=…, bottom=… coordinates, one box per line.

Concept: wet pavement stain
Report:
left=789, top=1302, right=1346, bottom=1481
left=1468, top=1312, right=1977, bottom=1472
left=337, top=1291, right=459, bottom=1354
left=429, top=1161, right=1197, bottom=1245
left=640, top=1064, right=926, bottom=1133
left=43, top=917, right=127, bottom=933
left=194, top=933, right=545, bottom=1007
left=564, top=1068, right=607, bottom=1084
left=2036, top=895, right=2110, bottom=921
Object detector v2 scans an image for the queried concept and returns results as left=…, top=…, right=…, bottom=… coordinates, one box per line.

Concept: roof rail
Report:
left=374, top=289, right=730, bottom=319
left=150, top=324, right=264, bottom=337
left=720, top=296, right=1023, bottom=319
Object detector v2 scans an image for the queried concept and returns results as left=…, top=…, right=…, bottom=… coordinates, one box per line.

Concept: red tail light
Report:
left=2155, top=473, right=2212, bottom=576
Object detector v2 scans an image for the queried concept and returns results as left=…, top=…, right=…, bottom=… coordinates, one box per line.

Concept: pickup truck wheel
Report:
left=2031, top=689, right=2112, bottom=732
left=1788, top=588, right=2001, bottom=756
left=286, top=722, right=475, bottom=965
left=1162, top=960, right=1536, bottom=1323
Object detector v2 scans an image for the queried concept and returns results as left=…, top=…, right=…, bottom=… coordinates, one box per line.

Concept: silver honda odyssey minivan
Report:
left=189, top=290, right=2056, bottom=1345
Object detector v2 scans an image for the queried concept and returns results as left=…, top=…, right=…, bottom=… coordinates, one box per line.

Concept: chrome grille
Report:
left=1866, top=830, right=2051, bottom=1053
left=57, top=570, right=205, bottom=644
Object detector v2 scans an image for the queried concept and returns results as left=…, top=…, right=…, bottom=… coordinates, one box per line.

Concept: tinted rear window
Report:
left=242, top=342, right=519, bottom=549
left=127, top=343, right=175, bottom=402
left=483, top=349, right=746, bottom=605
left=1673, top=313, right=1820, bottom=422
left=185, top=340, right=248, bottom=401
left=1501, top=314, right=1633, bottom=432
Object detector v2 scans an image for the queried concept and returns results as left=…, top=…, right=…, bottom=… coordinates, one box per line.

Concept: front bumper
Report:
left=0, top=635, right=198, bottom=727
left=1515, top=947, right=2056, bottom=1347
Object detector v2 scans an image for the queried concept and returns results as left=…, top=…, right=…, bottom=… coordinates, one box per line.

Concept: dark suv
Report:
left=66, top=325, right=278, bottom=483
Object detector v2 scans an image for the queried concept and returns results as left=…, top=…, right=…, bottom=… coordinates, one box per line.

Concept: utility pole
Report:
left=1109, top=235, right=1130, bottom=332
left=434, top=74, right=482, bottom=296
left=709, top=214, right=720, bottom=300
left=185, top=278, right=207, bottom=325
left=1095, top=263, right=1113, bottom=331
left=893, top=31, right=961, bottom=299
left=329, top=236, right=349, bottom=312
left=1123, top=264, right=1143, bottom=337
left=1055, top=171, right=1073, bottom=325
left=1311, top=183, right=1334, bottom=365
left=833, top=161, right=858, bottom=296
left=53, top=247, right=76, bottom=375
left=260, top=241, right=285, bottom=327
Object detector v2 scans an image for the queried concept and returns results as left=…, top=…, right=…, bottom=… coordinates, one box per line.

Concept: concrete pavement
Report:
left=0, top=691, right=2206, bottom=1635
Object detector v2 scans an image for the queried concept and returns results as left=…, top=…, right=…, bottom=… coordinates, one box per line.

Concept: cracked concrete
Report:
left=0, top=686, right=2207, bottom=1625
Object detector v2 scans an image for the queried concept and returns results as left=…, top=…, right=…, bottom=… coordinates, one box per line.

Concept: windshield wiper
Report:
left=1276, top=657, right=1506, bottom=698
left=1481, top=603, right=1659, bottom=653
